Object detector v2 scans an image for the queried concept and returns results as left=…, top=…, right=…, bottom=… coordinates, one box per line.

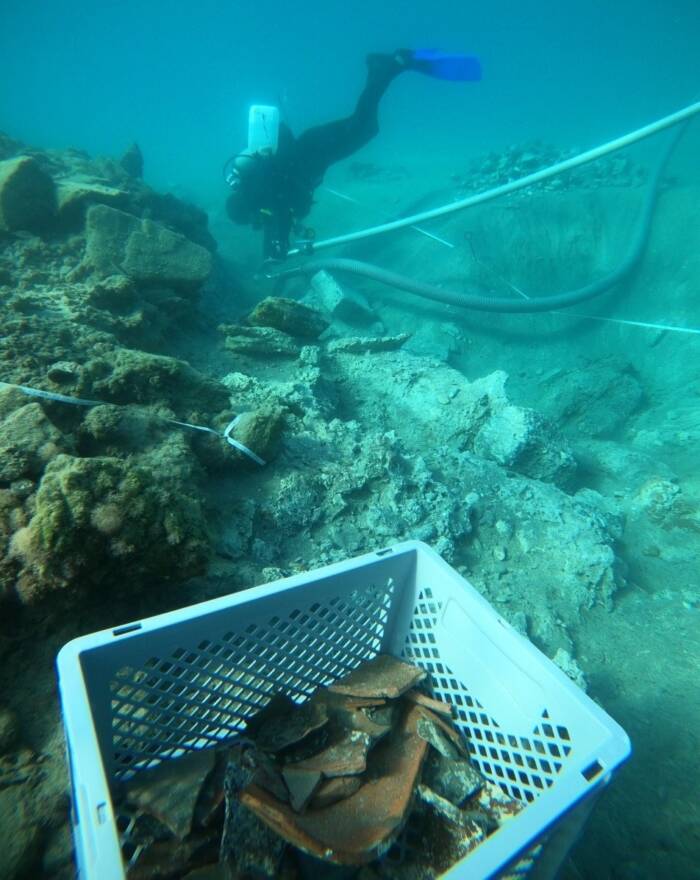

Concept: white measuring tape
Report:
left=0, top=381, right=266, bottom=466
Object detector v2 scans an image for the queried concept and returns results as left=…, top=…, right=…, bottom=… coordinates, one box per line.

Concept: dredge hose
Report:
left=272, top=112, right=694, bottom=314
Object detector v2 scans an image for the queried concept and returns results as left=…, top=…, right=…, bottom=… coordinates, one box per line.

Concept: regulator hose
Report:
left=270, top=120, right=690, bottom=314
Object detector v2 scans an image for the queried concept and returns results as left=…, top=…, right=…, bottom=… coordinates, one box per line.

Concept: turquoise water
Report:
left=3, top=1, right=698, bottom=207
left=2, top=2, right=700, bottom=879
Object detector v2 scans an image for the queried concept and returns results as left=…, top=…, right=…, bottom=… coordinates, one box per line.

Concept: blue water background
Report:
left=3, top=0, right=698, bottom=218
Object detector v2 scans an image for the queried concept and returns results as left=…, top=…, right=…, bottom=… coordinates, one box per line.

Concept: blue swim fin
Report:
left=408, top=48, right=482, bottom=82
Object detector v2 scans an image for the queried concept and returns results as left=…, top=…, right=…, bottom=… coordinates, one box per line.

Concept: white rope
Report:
left=289, top=100, right=700, bottom=256
left=0, top=382, right=266, bottom=466
left=555, top=313, right=700, bottom=335
left=322, top=187, right=455, bottom=249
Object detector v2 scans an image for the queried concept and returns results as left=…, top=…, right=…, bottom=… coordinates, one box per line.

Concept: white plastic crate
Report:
left=57, top=540, right=630, bottom=879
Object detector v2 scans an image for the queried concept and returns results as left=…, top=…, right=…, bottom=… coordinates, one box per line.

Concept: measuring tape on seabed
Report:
left=0, top=381, right=266, bottom=466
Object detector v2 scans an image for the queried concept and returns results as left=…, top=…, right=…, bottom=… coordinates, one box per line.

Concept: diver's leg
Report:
left=294, top=53, right=407, bottom=182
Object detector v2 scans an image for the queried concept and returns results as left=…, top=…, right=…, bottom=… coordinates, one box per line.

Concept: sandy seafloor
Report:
left=0, top=119, right=699, bottom=880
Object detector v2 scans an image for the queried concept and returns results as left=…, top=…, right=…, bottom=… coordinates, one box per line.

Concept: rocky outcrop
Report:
left=0, top=156, right=56, bottom=231
left=247, top=296, right=329, bottom=339
left=84, top=204, right=212, bottom=288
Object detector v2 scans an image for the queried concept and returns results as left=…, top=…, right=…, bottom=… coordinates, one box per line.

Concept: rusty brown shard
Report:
left=240, top=704, right=429, bottom=864
left=311, top=690, right=393, bottom=744
left=125, top=749, right=216, bottom=839
left=328, top=654, right=426, bottom=699
left=282, top=767, right=323, bottom=812
left=404, top=689, right=454, bottom=717
left=309, top=775, right=362, bottom=809
left=288, top=730, right=372, bottom=778
left=416, top=706, right=468, bottom=757
left=255, top=697, right=328, bottom=753
left=417, top=714, right=461, bottom=760
left=344, top=697, right=386, bottom=709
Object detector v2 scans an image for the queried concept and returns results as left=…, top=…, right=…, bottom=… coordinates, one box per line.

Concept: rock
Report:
left=0, top=704, right=20, bottom=753
left=327, top=333, right=411, bottom=354
left=538, top=358, right=644, bottom=438
left=47, top=361, right=82, bottom=385
left=84, top=204, right=212, bottom=288
left=55, top=178, right=128, bottom=226
left=85, top=273, right=137, bottom=310
left=305, top=270, right=377, bottom=326
left=229, top=407, right=284, bottom=465
left=0, top=156, right=56, bottom=231
left=472, top=404, right=577, bottom=487
left=223, top=325, right=300, bottom=358
left=553, top=648, right=588, bottom=692
left=83, top=346, right=229, bottom=413
left=120, top=142, right=144, bottom=178
left=12, top=447, right=210, bottom=602
left=0, top=402, right=67, bottom=483
left=0, top=786, right=44, bottom=878
left=247, top=297, right=329, bottom=339
left=135, top=191, right=216, bottom=252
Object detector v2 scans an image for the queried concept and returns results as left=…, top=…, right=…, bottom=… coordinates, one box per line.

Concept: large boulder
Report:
left=84, top=204, right=212, bottom=288
left=0, top=156, right=56, bottom=231
left=55, top=178, right=128, bottom=226
left=11, top=445, right=210, bottom=602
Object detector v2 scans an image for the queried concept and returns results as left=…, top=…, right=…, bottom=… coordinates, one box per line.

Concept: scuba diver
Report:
left=224, top=49, right=482, bottom=261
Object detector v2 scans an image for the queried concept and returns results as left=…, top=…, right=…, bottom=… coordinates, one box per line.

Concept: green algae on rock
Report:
left=10, top=444, right=209, bottom=603
left=247, top=296, right=330, bottom=339
left=84, top=204, right=212, bottom=288
left=0, top=156, right=56, bottom=232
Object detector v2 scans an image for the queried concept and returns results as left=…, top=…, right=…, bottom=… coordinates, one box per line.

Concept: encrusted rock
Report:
left=229, top=407, right=284, bottom=465
left=472, top=404, right=577, bottom=488
left=0, top=156, right=56, bottom=231
left=247, top=297, right=329, bottom=339
left=55, top=178, right=128, bottom=225
left=305, top=270, right=378, bottom=326
left=47, top=361, right=81, bottom=384
left=84, top=204, right=212, bottom=288
left=0, top=402, right=68, bottom=483
left=223, top=325, right=300, bottom=358
left=11, top=447, right=209, bottom=602
left=327, top=333, right=411, bottom=354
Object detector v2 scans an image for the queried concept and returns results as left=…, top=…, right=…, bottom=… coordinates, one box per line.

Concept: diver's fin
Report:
left=400, top=48, right=482, bottom=82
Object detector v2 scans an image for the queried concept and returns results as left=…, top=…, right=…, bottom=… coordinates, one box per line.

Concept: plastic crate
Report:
left=57, top=540, right=630, bottom=879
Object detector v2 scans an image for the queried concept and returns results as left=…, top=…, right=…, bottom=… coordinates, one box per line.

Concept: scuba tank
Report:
left=247, top=105, right=280, bottom=155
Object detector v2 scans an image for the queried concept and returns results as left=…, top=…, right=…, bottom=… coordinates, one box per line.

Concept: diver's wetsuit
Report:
left=226, top=54, right=406, bottom=260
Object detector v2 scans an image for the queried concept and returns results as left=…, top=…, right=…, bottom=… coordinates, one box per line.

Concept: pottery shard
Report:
left=288, top=730, right=372, bottom=778
left=0, top=156, right=56, bottom=231
left=239, top=704, right=429, bottom=865
left=312, top=691, right=393, bottom=744
left=328, top=654, right=426, bottom=699
left=254, top=696, right=329, bottom=753
left=309, top=775, right=362, bottom=809
left=125, top=749, right=217, bottom=839
left=84, top=204, right=211, bottom=287
left=281, top=767, right=322, bottom=812
left=404, top=689, right=454, bottom=718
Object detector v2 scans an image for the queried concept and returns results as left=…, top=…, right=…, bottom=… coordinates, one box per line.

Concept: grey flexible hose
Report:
left=271, top=121, right=690, bottom=314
